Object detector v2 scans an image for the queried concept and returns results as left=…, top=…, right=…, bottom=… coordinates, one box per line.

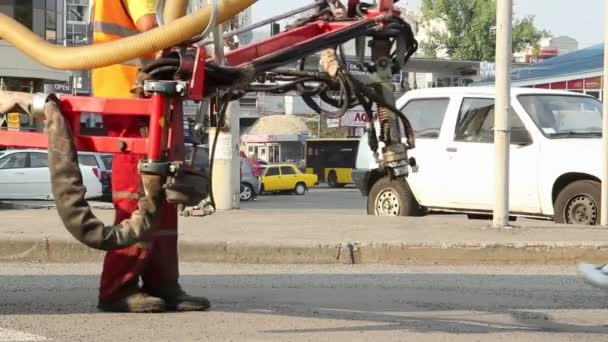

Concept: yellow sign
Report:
left=7, top=112, right=20, bottom=130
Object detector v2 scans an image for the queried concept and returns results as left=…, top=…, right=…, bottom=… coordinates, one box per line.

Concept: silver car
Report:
left=240, top=159, right=260, bottom=201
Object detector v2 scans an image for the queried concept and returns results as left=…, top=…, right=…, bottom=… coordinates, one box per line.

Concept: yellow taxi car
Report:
left=261, top=163, right=318, bottom=195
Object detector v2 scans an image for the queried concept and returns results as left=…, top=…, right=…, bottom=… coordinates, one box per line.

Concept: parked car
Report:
left=354, top=87, right=604, bottom=225
left=77, top=152, right=113, bottom=201
left=260, top=163, right=318, bottom=195
left=240, top=158, right=261, bottom=201
left=0, top=149, right=103, bottom=200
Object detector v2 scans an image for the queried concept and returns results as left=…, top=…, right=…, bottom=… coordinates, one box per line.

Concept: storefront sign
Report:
left=550, top=81, right=567, bottom=90
left=340, top=112, right=377, bottom=128
left=43, top=82, right=71, bottom=94
left=241, top=134, right=277, bottom=143
left=567, top=79, right=584, bottom=89
left=241, top=133, right=302, bottom=143
left=585, top=76, right=602, bottom=89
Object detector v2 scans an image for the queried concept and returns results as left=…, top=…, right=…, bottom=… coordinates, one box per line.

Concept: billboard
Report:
left=340, top=111, right=375, bottom=127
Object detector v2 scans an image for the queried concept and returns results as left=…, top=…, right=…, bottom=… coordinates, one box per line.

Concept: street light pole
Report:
left=601, top=1, right=608, bottom=226
left=493, top=0, right=512, bottom=228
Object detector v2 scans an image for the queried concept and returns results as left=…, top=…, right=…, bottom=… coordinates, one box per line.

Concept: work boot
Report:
left=97, top=284, right=166, bottom=313
left=147, top=286, right=211, bottom=312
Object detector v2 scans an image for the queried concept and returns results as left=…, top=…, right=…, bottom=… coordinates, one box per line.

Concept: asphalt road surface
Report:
left=1, top=263, right=608, bottom=341
left=243, top=187, right=367, bottom=214
left=1, top=188, right=368, bottom=214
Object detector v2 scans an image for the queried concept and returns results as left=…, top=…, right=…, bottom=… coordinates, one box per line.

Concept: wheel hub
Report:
left=241, top=186, right=251, bottom=200
left=376, top=189, right=400, bottom=216
left=566, top=195, right=598, bottom=225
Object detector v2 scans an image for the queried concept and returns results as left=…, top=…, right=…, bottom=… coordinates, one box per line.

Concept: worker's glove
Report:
left=131, top=70, right=152, bottom=97
left=164, top=162, right=210, bottom=207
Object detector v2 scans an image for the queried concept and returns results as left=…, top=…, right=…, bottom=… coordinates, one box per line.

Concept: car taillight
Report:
left=92, top=167, right=99, bottom=179
left=100, top=170, right=109, bottom=181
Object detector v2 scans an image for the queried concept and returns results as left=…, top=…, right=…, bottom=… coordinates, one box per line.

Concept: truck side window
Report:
left=455, top=98, right=527, bottom=143
left=400, top=98, right=450, bottom=139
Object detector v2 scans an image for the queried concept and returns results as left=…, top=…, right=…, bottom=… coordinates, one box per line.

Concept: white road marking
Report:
left=0, top=328, right=49, bottom=341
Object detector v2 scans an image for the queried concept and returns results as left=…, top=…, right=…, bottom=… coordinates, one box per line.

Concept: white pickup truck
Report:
left=353, top=87, right=603, bottom=225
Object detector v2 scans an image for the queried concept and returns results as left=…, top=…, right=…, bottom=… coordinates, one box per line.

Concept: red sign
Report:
left=568, top=79, right=584, bottom=89
left=585, top=76, right=602, bottom=89
left=550, top=81, right=567, bottom=90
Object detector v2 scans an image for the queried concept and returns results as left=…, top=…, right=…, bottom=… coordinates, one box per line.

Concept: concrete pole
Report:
left=210, top=101, right=241, bottom=210
left=210, top=22, right=240, bottom=210
left=601, top=1, right=608, bottom=226
left=493, top=0, right=512, bottom=228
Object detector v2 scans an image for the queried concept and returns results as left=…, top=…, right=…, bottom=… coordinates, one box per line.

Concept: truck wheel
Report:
left=328, top=171, right=338, bottom=188
left=367, top=176, right=422, bottom=216
left=554, top=180, right=600, bottom=225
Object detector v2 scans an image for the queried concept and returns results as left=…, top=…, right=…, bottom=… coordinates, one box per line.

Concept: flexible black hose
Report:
left=141, top=58, right=180, bottom=73
left=207, top=100, right=226, bottom=209
left=148, top=66, right=180, bottom=78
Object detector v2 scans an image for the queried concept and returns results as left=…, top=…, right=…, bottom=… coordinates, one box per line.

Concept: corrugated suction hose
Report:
left=0, top=0, right=256, bottom=70
left=0, top=91, right=165, bottom=250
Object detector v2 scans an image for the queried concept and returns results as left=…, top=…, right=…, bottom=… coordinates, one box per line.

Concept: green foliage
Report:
left=420, top=0, right=549, bottom=61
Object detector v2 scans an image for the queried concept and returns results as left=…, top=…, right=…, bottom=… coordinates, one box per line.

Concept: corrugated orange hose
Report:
left=0, top=0, right=256, bottom=70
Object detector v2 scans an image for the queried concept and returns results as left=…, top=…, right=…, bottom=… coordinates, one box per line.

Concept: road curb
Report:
left=1, top=238, right=608, bottom=264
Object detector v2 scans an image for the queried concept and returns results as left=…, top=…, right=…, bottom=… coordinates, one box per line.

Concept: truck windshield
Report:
left=518, top=94, right=602, bottom=138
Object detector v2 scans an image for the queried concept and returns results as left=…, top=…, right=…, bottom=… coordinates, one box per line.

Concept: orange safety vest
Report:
left=91, top=0, right=155, bottom=98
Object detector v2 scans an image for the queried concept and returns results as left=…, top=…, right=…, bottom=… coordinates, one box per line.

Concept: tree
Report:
left=420, top=0, right=549, bottom=61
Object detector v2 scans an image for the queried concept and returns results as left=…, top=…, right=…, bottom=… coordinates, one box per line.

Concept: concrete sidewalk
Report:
left=1, top=207, right=608, bottom=264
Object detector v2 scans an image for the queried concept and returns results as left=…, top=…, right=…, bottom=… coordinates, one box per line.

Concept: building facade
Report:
left=0, top=0, right=69, bottom=94
left=66, top=0, right=92, bottom=96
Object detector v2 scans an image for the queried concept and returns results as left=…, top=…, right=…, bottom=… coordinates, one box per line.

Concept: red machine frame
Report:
left=0, top=0, right=400, bottom=162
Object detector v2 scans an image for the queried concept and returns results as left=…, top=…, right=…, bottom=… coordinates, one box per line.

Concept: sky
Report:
left=251, top=0, right=605, bottom=48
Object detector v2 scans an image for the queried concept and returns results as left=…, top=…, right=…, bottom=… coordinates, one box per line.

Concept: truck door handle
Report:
left=446, top=147, right=458, bottom=153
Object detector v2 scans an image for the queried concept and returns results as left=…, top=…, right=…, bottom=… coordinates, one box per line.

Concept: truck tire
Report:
left=554, top=180, right=600, bottom=225
left=367, top=176, right=423, bottom=216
